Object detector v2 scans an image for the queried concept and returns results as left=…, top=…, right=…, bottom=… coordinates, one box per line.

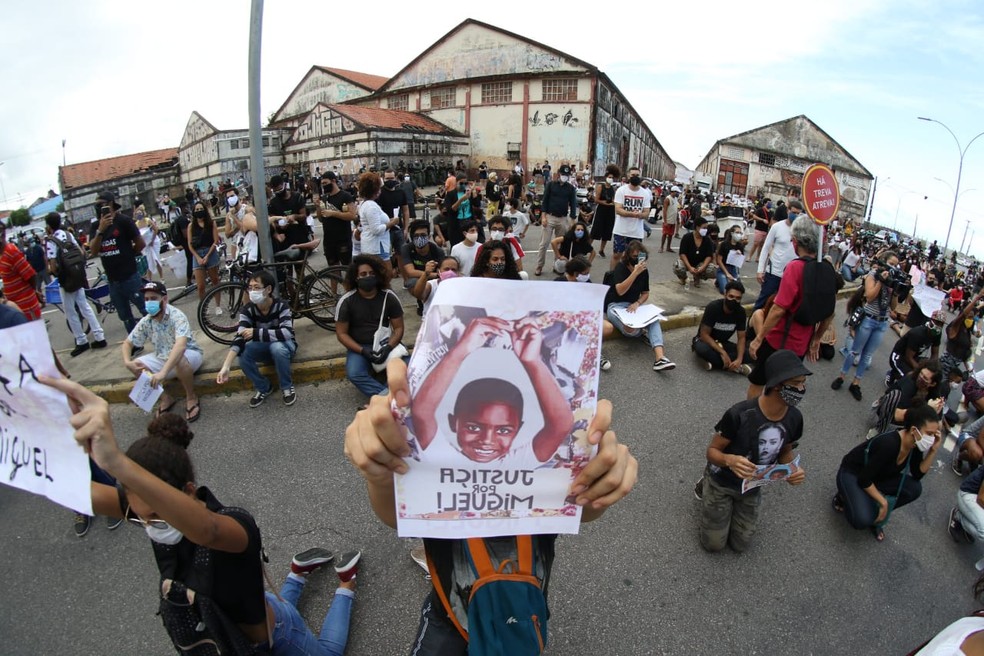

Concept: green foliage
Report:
left=8, top=207, right=31, bottom=227
left=56, top=202, right=65, bottom=212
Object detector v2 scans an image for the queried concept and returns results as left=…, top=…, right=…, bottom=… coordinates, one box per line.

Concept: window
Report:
left=543, top=79, right=577, bottom=101
left=717, top=159, right=749, bottom=197
left=240, top=138, right=249, bottom=149
left=334, top=145, right=340, bottom=157
left=389, top=94, right=409, bottom=111
left=758, top=152, right=776, bottom=166
left=228, top=139, right=239, bottom=149
left=725, top=145, right=744, bottom=160
left=443, top=142, right=451, bottom=154
left=481, top=81, right=513, bottom=104
left=430, top=87, right=456, bottom=109
left=507, top=142, right=522, bottom=161
left=262, top=137, right=270, bottom=147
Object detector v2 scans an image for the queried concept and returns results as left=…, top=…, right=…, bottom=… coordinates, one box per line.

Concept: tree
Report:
left=56, top=202, right=65, bottom=213
left=8, top=207, right=31, bottom=227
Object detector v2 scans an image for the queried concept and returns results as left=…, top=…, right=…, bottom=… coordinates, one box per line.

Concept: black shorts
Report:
left=323, top=236, right=352, bottom=266
left=747, top=339, right=779, bottom=386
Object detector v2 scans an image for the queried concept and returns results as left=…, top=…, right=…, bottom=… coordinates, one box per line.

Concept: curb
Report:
left=95, top=284, right=859, bottom=404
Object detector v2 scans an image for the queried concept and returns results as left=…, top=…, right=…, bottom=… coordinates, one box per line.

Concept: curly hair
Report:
left=605, top=164, right=621, bottom=178
left=126, top=414, right=196, bottom=490
left=471, top=240, right=521, bottom=279
left=357, top=172, right=382, bottom=200
left=345, top=254, right=392, bottom=292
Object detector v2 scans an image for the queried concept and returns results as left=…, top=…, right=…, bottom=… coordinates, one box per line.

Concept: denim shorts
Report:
left=193, top=247, right=220, bottom=270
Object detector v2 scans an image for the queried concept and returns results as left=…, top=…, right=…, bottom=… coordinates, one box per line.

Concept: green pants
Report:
left=699, top=471, right=762, bottom=553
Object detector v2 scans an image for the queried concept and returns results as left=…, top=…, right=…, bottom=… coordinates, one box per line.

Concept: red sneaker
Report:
left=334, top=551, right=362, bottom=582
left=291, top=548, right=334, bottom=575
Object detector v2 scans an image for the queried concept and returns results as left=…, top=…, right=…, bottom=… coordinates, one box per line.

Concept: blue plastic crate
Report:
left=45, top=280, right=62, bottom=305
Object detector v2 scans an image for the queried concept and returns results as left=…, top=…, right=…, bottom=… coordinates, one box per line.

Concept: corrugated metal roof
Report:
left=316, top=67, right=389, bottom=91
left=330, top=104, right=457, bottom=134
left=60, top=148, right=179, bottom=191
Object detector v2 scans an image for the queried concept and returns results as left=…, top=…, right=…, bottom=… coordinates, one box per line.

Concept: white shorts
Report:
left=138, top=349, right=204, bottom=378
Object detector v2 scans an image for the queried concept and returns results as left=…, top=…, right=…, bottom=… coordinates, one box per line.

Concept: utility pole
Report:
left=247, top=0, right=274, bottom=264
left=960, top=219, right=972, bottom=256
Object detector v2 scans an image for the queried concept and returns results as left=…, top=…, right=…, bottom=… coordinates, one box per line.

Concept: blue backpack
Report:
left=429, top=536, right=548, bottom=656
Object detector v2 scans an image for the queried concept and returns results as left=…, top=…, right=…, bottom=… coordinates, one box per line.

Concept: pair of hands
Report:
left=362, top=344, right=392, bottom=365
left=459, top=317, right=543, bottom=365
left=726, top=454, right=806, bottom=485
left=343, top=360, right=638, bottom=513
left=125, top=358, right=165, bottom=388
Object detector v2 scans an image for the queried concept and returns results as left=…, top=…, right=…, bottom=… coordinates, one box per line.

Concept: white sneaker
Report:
left=214, top=306, right=223, bottom=316
left=600, top=356, right=612, bottom=371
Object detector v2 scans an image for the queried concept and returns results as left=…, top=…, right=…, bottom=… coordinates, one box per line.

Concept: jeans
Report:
left=753, top=272, right=782, bottom=309
left=958, top=491, right=984, bottom=542
left=63, top=286, right=105, bottom=345
left=108, top=271, right=147, bottom=333
left=840, top=264, right=857, bottom=281
left=536, top=214, right=570, bottom=270
left=840, top=315, right=889, bottom=380
left=409, top=591, right=468, bottom=656
left=240, top=340, right=297, bottom=394
left=716, top=264, right=739, bottom=294
left=266, top=574, right=353, bottom=656
left=606, top=301, right=664, bottom=348
left=836, top=468, right=921, bottom=530
left=346, top=348, right=387, bottom=397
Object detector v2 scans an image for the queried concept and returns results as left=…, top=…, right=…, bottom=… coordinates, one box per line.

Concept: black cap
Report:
left=96, top=190, right=121, bottom=209
left=141, top=280, right=167, bottom=296
left=764, top=349, right=812, bottom=388
left=559, top=165, right=572, bottom=176
left=321, top=171, right=337, bottom=181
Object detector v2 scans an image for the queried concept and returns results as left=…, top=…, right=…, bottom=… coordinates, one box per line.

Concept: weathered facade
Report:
left=59, top=148, right=180, bottom=226
left=178, top=112, right=287, bottom=188
left=694, top=115, right=874, bottom=221
left=270, top=67, right=389, bottom=129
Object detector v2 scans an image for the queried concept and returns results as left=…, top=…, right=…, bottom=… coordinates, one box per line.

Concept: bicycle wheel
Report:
left=300, top=266, right=347, bottom=330
left=198, top=282, right=246, bottom=345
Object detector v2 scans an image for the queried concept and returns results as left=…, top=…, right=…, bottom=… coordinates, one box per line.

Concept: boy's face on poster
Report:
left=449, top=402, right=523, bottom=462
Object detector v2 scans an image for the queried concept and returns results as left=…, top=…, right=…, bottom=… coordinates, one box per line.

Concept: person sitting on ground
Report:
left=714, top=225, right=746, bottom=294
left=411, top=255, right=460, bottom=324
left=948, top=446, right=984, bottom=547
left=832, top=402, right=941, bottom=543
left=674, top=216, right=717, bottom=287
left=123, top=281, right=203, bottom=423
left=886, top=311, right=943, bottom=387
left=216, top=270, right=298, bottom=408
left=551, top=220, right=595, bottom=274
left=400, top=219, right=446, bottom=293
left=557, top=255, right=614, bottom=370
left=41, top=376, right=362, bottom=656
left=449, top=220, right=480, bottom=277
left=470, top=239, right=523, bottom=280
left=692, top=280, right=751, bottom=375
left=605, top=240, right=676, bottom=371
left=501, top=199, right=530, bottom=240
left=477, top=215, right=526, bottom=273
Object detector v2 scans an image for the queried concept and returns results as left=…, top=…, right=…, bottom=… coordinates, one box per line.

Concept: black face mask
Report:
left=725, top=299, right=742, bottom=313
left=384, top=179, right=399, bottom=189
left=628, top=175, right=642, bottom=186
left=322, top=185, right=332, bottom=194
left=357, top=275, right=376, bottom=292
left=193, top=210, right=207, bottom=219
left=279, top=188, right=289, bottom=197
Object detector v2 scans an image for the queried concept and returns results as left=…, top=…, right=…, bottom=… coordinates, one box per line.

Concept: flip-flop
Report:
left=156, top=398, right=177, bottom=417
left=872, top=527, right=885, bottom=542
left=185, top=402, right=201, bottom=423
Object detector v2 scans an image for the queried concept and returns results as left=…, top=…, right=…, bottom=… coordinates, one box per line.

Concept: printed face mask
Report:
left=413, top=235, right=429, bottom=249
left=145, top=522, right=184, bottom=545
left=488, top=261, right=506, bottom=276
left=779, top=384, right=805, bottom=407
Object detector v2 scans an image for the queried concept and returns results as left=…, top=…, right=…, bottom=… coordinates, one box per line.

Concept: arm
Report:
left=216, top=348, right=239, bottom=384
left=904, top=346, right=920, bottom=370
left=335, top=321, right=366, bottom=355
left=699, top=323, right=732, bottom=367
left=706, top=432, right=756, bottom=479
left=614, top=263, right=645, bottom=296
left=149, top=336, right=188, bottom=388
left=551, top=235, right=565, bottom=259
left=512, top=322, right=574, bottom=462
left=735, top=329, right=746, bottom=366
left=411, top=262, right=435, bottom=301
left=388, top=315, right=404, bottom=348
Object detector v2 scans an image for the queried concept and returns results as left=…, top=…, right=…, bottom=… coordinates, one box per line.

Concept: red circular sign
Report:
left=801, top=163, right=840, bottom=225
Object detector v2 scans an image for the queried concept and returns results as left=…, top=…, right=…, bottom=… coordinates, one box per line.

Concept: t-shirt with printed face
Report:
left=892, top=324, right=940, bottom=359
left=612, top=185, right=652, bottom=239
left=700, top=298, right=747, bottom=344
left=709, top=398, right=804, bottom=491
left=88, top=214, right=141, bottom=281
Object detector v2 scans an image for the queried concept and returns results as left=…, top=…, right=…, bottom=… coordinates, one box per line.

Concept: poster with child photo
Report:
left=394, top=277, right=607, bottom=538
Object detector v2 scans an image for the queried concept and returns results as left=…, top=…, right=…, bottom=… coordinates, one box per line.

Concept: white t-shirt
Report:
left=843, top=251, right=861, bottom=268
left=237, top=230, right=259, bottom=263
left=45, top=229, right=80, bottom=260
left=503, top=210, right=530, bottom=235
left=451, top=241, right=479, bottom=277
left=758, top=219, right=795, bottom=277
left=914, top=615, right=984, bottom=654
left=612, top=185, right=652, bottom=239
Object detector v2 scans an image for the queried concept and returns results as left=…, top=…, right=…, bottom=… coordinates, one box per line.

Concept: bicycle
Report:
left=196, top=242, right=347, bottom=346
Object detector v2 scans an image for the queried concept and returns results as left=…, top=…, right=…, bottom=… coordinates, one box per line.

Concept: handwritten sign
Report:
left=0, top=321, right=92, bottom=515
left=129, top=371, right=164, bottom=413
left=394, top=278, right=607, bottom=538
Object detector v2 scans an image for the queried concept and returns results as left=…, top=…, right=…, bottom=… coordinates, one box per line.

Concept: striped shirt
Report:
left=230, top=298, right=294, bottom=355
left=0, top=242, right=41, bottom=320
left=862, top=274, right=892, bottom=319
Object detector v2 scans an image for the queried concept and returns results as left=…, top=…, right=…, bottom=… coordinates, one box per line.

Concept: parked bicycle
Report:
left=196, top=239, right=346, bottom=345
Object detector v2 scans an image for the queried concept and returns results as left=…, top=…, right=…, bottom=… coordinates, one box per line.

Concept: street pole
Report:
left=960, top=219, right=972, bottom=256
left=248, top=0, right=274, bottom=264
left=62, top=139, right=66, bottom=168
left=914, top=213, right=918, bottom=238
left=918, top=117, right=984, bottom=257
left=865, top=176, right=878, bottom=226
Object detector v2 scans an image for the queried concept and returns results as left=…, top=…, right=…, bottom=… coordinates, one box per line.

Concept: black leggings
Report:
left=694, top=338, right=747, bottom=370
left=836, top=468, right=922, bottom=529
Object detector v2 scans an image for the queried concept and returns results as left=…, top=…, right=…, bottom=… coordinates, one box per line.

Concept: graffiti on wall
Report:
left=528, top=109, right=579, bottom=128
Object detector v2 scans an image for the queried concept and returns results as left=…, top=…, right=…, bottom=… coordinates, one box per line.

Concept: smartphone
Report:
left=637, top=253, right=648, bottom=264
left=100, top=206, right=112, bottom=216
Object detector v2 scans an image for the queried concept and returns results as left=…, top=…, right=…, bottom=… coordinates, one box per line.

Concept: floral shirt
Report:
left=128, top=305, right=201, bottom=359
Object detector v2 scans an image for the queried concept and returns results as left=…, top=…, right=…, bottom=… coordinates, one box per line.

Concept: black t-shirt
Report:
left=268, top=191, right=304, bottom=220
left=710, top=398, right=804, bottom=491
left=322, top=190, right=355, bottom=242
left=699, top=299, right=747, bottom=343
left=679, top=232, right=713, bottom=267
left=753, top=206, right=771, bottom=232
left=269, top=192, right=309, bottom=246
left=905, top=298, right=929, bottom=327
left=948, top=321, right=973, bottom=360
left=892, top=324, right=940, bottom=359
left=557, top=235, right=594, bottom=259
left=88, top=214, right=141, bottom=281
left=335, top=288, right=403, bottom=345
left=399, top=242, right=445, bottom=272
left=377, top=186, right=407, bottom=227
left=486, top=181, right=502, bottom=202
left=717, top=239, right=744, bottom=262
left=0, top=303, right=28, bottom=329
left=839, top=431, right=925, bottom=489
left=605, top=262, right=649, bottom=306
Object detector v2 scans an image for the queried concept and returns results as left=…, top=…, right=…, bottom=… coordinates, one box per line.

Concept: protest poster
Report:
left=0, top=321, right=92, bottom=515
left=741, top=456, right=801, bottom=494
left=911, top=284, right=947, bottom=318
left=611, top=304, right=666, bottom=329
left=394, top=278, right=607, bottom=538
left=129, top=371, right=164, bottom=413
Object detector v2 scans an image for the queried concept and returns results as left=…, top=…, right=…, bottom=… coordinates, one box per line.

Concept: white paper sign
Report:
left=394, top=278, right=607, bottom=538
left=129, top=372, right=164, bottom=413
left=611, top=304, right=666, bottom=329
left=911, top=284, right=947, bottom=318
left=726, top=250, right=746, bottom=269
left=0, top=321, right=93, bottom=515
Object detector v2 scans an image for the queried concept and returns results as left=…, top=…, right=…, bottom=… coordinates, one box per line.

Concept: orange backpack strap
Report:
left=426, top=545, right=469, bottom=641
left=515, top=535, right=534, bottom=576
left=466, top=537, right=497, bottom=577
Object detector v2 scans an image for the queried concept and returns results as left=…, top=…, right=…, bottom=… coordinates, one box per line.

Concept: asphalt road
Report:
left=2, top=305, right=981, bottom=655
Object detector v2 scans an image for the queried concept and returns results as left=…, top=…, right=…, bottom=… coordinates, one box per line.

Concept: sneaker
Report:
left=249, top=390, right=271, bottom=409
left=652, top=357, right=676, bottom=371
left=737, top=363, right=752, bottom=376
left=92, top=339, right=108, bottom=349
left=106, top=515, right=124, bottom=531
left=952, top=448, right=966, bottom=476
left=831, top=377, right=844, bottom=390
left=848, top=383, right=863, bottom=401
left=693, top=477, right=704, bottom=501
left=291, top=548, right=334, bottom=575
left=600, top=356, right=612, bottom=371
left=949, top=507, right=974, bottom=544
left=283, top=387, right=297, bottom=406
left=70, top=343, right=90, bottom=357
left=701, top=359, right=713, bottom=371
left=334, top=551, right=362, bottom=582
left=74, top=513, right=91, bottom=538
left=214, top=306, right=223, bottom=316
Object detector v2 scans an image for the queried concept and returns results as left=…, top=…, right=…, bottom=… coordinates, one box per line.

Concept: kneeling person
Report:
left=123, top=281, right=203, bottom=422
left=216, top=270, right=298, bottom=407
left=693, top=281, right=750, bottom=375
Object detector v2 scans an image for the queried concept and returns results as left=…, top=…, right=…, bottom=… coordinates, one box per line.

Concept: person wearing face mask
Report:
left=186, top=202, right=221, bottom=303
left=832, top=402, right=940, bottom=543
left=555, top=256, right=615, bottom=370
left=412, top=255, right=460, bottom=322
left=470, top=240, right=522, bottom=280
left=379, top=169, right=410, bottom=275
left=715, top=226, right=747, bottom=295
left=886, top=312, right=943, bottom=387
left=674, top=216, right=717, bottom=287
left=267, top=174, right=309, bottom=249
left=450, top=220, right=481, bottom=277
left=753, top=199, right=802, bottom=309
left=215, top=270, right=298, bottom=408
left=123, top=281, right=203, bottom=422
left=611, top=167, right=652, bottom=270
left=693, top=281, right=751, bottom=375
left=941, top=287, right=984, bottom=384
left=318, top=171, right=358, bottom=267
left=551, top=220, right=595, bottom=275
left=399, top=171, right=421, bottom=219
left=534, top=164, right=578, bottom=276
left=696, top=349, right=809, bottom=552
left=224, top=188, right=258, bottom=264
left=659, top=186, right=681, bottom=254
left=478, top=216, right=526, bottom=273
left=484, top=171, right=502, bottom=217
left=441, top=173, right=475, bottom=247
left=501, top=199, right=530, bottom=240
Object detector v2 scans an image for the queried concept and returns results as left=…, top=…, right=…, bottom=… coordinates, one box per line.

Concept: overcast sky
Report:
left=2, top=0, right=983, bottom=254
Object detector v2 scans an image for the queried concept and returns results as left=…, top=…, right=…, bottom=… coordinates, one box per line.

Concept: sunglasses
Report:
left=125, top=505, right=169, bottom=529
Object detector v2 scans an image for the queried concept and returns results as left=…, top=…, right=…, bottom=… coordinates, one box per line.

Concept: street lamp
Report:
left=918, top=117, right=984, bottom=256
left=893, top=190, right=919, bottom=230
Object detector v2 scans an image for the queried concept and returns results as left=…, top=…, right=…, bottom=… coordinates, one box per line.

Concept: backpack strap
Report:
left=426, top=546, right=469, bottom=642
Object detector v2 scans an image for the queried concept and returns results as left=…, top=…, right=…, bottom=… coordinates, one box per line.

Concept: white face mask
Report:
left=227, top=195, right=239, bottom=207
left=464, top=232, right=478, bottom=243
left=248, top=290, right=266, bottom=304
left=606, top=177, right=614, bottom=184
left=914, top=428, right=935, bottom=453
left=145, top=522, right=184, bottom=545
left=575, top=272, right=591, bottom=282
left=490, top=230, right=505, bottom=240
left=698, top=228, right=708, bottom=237
left=560, top=175, right=569, bottom=183
left=404, top=176, right=410, bottom=182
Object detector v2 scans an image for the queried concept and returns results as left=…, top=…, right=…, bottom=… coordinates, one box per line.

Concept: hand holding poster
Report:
left=0, top=321, right=93, bottom=515
left=394, top=278, right=607, bottom=538
left=741, top=456, right=801, bottom=494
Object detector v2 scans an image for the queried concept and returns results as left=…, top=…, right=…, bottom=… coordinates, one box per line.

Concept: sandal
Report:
left=156, top=397, right=177, bottom=417
left=185, top=401, right=201, bottom=423
left=872, top=527, right=885, bottom=542
left=831, top=494, right=844, bottom=513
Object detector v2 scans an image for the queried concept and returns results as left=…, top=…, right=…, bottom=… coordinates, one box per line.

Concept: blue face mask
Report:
left=788, top=211, right=799, bottom=220
left=574, top=230, right=585, bottom=239
left=145, top=300, right=161, bottom=316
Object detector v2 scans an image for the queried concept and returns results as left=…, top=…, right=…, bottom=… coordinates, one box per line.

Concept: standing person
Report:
left=0, top=222, right=43, bottom=321
left=831, top=252, right=901, bottom=401
left=168, top=201, right=193, bottom=286
left=334, top=255, right=405, bottom=400
left=186, top=202, right=220, bottom=304
left=534, top=164, right=578, bottom=276
left=502, top=199, right=530, bottom=241
left=746, top=200, right=772, bottom=263
left=610, top=167, right=652, bottom=270
left=87, top=190, right=147, bottom=332
left=832, top=402, right=941, bottom=542
left=697, top=349, right=809, bottom=552
left=674, top=216, right=717, bottom=288
left=44, top=212, right=106, bottom=356
left=224, top=187, right=258, bottom=264
left=317, top=172, right=357, bottom=267
left=659, top=186, right=681, bottom=254
left=590, top=165, right=619, bottom=258
left=442, top=174, right=473, bottom=247
left=541, top=160, right=552, bottom=184
left=506, top=169, right=523, bottom=212
left=134, top=200, right=165, bottom=282
left=24, top=237, right=47, bottom=294
left=379, top=169, right=410, bottom=275
left=399, top=171, right=420, bottom=220
left=693, top=281, right=751, bottom=374
left=477, top=161, right=488, bottom=180
left=715, top=224, right=746, bottom=294
left=356, top=172, right=394, bottom=277
left=484, top=171, right=502, bottom=218
left=753, top=200, right=801, bottom=309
